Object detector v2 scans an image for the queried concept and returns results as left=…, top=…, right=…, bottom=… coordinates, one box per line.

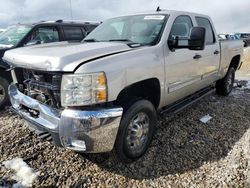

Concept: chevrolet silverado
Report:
left=4, top=10, right=244, bottom=162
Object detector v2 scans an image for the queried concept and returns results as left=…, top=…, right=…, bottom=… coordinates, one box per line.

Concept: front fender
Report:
left=74, top=46, right=165, bottom=104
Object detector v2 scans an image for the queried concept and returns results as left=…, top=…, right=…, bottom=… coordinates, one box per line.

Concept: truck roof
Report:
left=115, top=9, right=209, bottom=19
left=15, top=20, right=100, bottom=27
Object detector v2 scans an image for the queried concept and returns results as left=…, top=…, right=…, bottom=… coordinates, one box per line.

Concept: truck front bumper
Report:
left=8, top=83, right=123, bottom=153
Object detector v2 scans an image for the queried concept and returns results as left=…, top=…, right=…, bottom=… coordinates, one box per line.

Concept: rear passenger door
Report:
left=62, top=26, right=86, bottom=41
left=195, top=17, right=220, bottom=84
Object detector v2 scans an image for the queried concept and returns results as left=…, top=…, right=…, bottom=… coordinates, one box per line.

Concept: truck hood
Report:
left=3, top=41, right=133, bottom=72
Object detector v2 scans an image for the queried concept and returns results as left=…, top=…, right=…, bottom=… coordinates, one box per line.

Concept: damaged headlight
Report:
left=61, top=72, right=107, bottom=107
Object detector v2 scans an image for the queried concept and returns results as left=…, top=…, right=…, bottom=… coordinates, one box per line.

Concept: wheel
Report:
left=0, top=77, right=10, bottom=110
left=216, top=67, right=235, bottom=96
left=114, top=99, right=157, bottom=163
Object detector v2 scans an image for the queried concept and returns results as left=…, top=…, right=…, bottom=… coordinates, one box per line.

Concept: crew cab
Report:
left=0, top=20, right=99, bottom=109
left=4, top=10, right=243, bottom=163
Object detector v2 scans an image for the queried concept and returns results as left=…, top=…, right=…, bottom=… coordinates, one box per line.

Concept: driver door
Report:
left=164, top=15, right=203, bottom=105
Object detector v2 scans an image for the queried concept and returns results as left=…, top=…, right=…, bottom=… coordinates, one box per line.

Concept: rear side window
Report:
left=241, top=33, right=250, bottom=38
left=63, top=26, right=84, bottom=41
left=196, top=17, right=215, bottom=45
left=169, top=16, right=193, bottom=38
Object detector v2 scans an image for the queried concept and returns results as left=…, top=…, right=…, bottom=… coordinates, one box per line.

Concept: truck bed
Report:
left=219, top=40, right=244, bottom=73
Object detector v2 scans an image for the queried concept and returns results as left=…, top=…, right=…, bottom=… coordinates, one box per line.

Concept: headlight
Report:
left=61, top=72, right=107, bottom=106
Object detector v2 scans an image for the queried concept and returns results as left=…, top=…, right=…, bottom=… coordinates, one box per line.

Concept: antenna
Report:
left=156, top=6, right=161, bottom=12
left=69, top=0, right=73, bottom=20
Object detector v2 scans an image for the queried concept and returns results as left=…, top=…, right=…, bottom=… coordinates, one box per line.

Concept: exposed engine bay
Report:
left=15, top=68, right=62, bottom=109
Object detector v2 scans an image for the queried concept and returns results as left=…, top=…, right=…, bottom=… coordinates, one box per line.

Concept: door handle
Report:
left=193, top=54, right=202, bottom=60
left=214, top=50, right=220, bottom=55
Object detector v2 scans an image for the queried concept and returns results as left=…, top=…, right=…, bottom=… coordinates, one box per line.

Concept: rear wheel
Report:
left=114, top=99, right=157, bottom=163
left=216, top=67, right=235, bottom=96
left=0, top=77, right=10, bottom=110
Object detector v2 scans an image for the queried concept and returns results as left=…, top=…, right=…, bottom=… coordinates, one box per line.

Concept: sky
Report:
left=0, top=0, right=249, bottom=33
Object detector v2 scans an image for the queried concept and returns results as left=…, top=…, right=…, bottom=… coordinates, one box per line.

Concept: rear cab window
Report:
left=195, top=17, right=216, bottom=45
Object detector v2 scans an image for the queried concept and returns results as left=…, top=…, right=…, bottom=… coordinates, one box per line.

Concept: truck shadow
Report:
left=83, top=92, right=250, bottom=180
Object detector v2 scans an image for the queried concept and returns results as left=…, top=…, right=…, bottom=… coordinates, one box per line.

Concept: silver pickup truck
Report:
left=4, top=10, right=243, bottom=162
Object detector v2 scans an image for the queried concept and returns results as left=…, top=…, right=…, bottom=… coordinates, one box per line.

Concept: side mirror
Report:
left=25, top=40, right=41, bottom=46
left=188, top=27, right=206, bottom=50
left=168, top=27, right=206, bottom=51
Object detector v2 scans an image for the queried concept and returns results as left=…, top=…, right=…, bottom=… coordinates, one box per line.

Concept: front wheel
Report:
left=114, top=99, right=157, bottom=163
left=216, top=67, right=235, bottom=96
left=0, top=77, right=10, bottom=110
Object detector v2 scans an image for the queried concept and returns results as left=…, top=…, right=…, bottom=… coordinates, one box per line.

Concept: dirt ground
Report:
left=0, top=48, right=250, bottom=188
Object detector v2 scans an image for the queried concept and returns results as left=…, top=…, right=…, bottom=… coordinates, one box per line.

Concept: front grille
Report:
left=15, top=68, right=62, bottom=108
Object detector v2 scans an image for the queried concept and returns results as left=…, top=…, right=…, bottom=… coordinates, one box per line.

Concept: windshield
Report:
left=0, top=25, right=32, bottom=47
left=84, top=14, right=167, bottom=45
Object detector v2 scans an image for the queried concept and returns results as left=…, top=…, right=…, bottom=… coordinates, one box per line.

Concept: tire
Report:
left=114, top=99, right=157, bottom=163
left=216, top=67, right=235, bottom=96
left=0, top=77, right=10, bottom=110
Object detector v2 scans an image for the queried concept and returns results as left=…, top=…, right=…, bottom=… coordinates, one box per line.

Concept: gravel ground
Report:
left=1, top=49, right=250, bottom=187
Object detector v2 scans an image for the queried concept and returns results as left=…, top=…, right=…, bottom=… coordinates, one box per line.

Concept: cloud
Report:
left=0, top=0, right=249, bottom=33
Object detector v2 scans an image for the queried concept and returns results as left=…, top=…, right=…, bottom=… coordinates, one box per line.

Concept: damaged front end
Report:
left=9, top=68, right=123, bottom=153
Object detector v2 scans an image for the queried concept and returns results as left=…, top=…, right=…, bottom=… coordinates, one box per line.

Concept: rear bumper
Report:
left=9, top=83, right=123, bottom=153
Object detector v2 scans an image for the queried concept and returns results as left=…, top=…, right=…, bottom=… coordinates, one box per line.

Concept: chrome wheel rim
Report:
left=126, top=112, right=150, bottom=152
left=0, top=84, right=5, bottom=104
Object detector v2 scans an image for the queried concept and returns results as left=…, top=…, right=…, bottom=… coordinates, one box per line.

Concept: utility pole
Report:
left=69, top=0, right=73, bottom=20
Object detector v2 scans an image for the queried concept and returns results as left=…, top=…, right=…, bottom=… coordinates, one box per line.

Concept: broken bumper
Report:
left=8, top=83, right=123, bottom=153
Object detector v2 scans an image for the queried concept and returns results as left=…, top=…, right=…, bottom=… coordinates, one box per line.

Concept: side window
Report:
left=169, top=16, right=193, bottom=39
left=84, top=25, right=98, bottom=33
left=63, top=26, right=84, bottom=41
left=27, top=27, right=59, bottom=44
left=196, top=17, right=215, bottom=45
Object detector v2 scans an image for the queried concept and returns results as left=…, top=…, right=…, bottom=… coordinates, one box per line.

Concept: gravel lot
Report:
left=1, top=49, right=250, bottom=188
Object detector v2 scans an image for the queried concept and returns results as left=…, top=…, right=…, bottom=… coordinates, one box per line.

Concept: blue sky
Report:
left=0, top=0, right=249, bottom=33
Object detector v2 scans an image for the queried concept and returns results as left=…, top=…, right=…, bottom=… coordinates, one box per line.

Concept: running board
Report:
left=160, top=86, right=215, bottom=117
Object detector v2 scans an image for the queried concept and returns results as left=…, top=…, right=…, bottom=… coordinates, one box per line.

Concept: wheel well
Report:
left=116, top=78, right=161, bottom=109
left=0, top=68, right=12, bottom=82
left=229, top=55, right=241, bottom=70
left=243, top=41, right=247, bottom=47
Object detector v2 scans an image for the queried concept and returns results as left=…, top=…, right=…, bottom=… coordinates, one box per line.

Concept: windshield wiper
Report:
left=83, top=38, right=99, bottom=42
left=108, top=39, right=141, bottom=47
left=108, top=39, right=134, bottom=42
